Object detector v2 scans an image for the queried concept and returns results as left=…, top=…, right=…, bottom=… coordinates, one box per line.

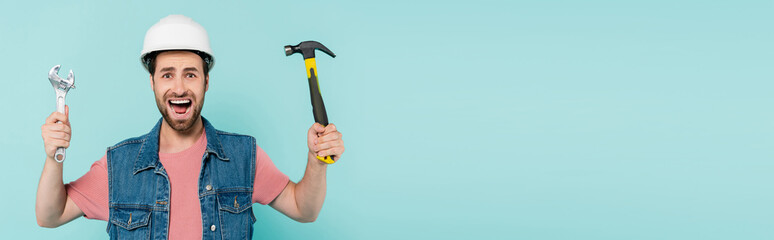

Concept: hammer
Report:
left=284, top=41, right=336, bottom=164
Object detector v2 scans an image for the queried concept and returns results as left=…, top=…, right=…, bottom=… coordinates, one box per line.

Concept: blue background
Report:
left=1, top=0, right=772, bottom=239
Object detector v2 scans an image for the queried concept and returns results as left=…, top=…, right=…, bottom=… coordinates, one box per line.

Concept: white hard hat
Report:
left=141, top=15, right=214, bottom=72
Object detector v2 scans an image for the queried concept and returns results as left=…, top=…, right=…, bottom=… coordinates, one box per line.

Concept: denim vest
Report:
left=106, top=117, right=256, bottom=240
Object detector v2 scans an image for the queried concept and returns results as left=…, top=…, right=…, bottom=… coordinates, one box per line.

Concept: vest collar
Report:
left=133, top=117, right=228, bottom=174
left=202, top=117, right=230, bottom=162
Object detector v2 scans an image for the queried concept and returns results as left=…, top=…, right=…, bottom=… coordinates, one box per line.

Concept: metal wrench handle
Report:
left=54, top=92, right=66, bottom=162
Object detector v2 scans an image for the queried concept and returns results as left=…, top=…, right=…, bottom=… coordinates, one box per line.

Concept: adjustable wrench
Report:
left=48, top=65, right=75, bottom=162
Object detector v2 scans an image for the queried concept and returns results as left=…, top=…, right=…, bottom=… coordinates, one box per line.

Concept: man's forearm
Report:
left=292, top=152, right=329, bottom=222
left=35, top=157, right=69, bottom=227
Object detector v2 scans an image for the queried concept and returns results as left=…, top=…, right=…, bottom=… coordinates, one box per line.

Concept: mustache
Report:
left=164, top=90, right=194, bottom=99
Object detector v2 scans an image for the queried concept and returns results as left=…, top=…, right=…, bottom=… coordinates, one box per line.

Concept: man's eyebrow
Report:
left=183, top=67, right=200, bottom=72
left=159, top=67, right=175, bottom=72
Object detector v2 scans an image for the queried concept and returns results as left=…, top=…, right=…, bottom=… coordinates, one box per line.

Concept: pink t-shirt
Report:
left=65, top=130, right=289, bottom=239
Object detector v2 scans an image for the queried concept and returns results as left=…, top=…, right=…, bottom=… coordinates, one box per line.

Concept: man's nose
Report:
left=171, top=75, right=187, bottom=95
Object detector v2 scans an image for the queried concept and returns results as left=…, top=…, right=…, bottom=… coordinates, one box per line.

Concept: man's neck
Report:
left=159, top=117, right=204, bottom=154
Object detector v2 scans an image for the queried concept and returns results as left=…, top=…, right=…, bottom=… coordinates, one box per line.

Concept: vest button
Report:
left=206, top=184, right=212, bottom=191
left=211, top=225, right=217, bottom=231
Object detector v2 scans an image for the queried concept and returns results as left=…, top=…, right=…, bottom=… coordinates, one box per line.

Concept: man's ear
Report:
left=149, top=74, right=154, bottom=91
left=205, top=74, right=209, bottom=92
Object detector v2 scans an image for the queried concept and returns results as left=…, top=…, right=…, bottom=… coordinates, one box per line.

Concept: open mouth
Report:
left=167, top=98, right=192, bottom=118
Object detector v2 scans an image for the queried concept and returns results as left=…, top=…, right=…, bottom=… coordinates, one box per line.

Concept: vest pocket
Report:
left=109, top=207, right=151, bottom=240
left=217, top=192, right=255, bottom=240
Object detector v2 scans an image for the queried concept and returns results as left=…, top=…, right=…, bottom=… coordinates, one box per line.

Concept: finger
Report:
left=317, top=146, right=343, bottom=158
left=45, top=112, right=56, bottom=124
left=57, top=123, right=72, bottom=134
left=322, top=123, right=337, bottom=135
left=50, top=139, right=71, bottom=149
left=59, top=139, right=70, bottom=149
left=61, top=131, right=71, bottom=141
left=308, top=123, right=324, bottom=137
left=318, top=131, right=342, bottom=142
left=316, top=149, right=330, bottom=157
left=308, top=124, right=321, bottom=145
left=43, top=127, right=71, bottom=142
left=44, top=123, right=69, bottom=132
left=48, top=131, right=71, bottom=141
left=45, top=112, right=68, bottom=124
left=315, top=123, right=325, bottom=133
left=318, top=146, right=342, bottom=157
left=315, top=139, right=342, bottom=152
left=332, top=148, right=344, bottom=161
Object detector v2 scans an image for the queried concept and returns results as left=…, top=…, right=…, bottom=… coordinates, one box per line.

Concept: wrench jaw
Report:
left=67, top=70, right=75, bottom=90
left=48, top=65, right=62, bottom=89
left=48, top=65, right=75, bottom=92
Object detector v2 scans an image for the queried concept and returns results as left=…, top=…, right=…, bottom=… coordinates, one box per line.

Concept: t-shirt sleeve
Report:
left=65, top=155, right=109, bottom=221
left=252, top=145, right=290, bottom=205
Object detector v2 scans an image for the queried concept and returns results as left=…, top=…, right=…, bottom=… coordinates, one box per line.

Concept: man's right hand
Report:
left=36, top=104, right=84, bottom=228
left=41, top=105, right=71, bottom=161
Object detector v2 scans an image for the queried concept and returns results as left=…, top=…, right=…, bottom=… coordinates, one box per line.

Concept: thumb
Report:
left=64, top=105, right=71, bottom=126
left=314, top=123, right=325, bottom=133
left=308, top=123, right=321, bottom=136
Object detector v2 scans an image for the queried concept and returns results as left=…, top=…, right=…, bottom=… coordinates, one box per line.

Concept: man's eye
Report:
left=186, top=73, right=196, bottom=78
left=162, top=74, right=172, bottom=78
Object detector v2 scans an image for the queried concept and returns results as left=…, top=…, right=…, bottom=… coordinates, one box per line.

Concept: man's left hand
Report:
left=307, top=123, right=345, bottom=163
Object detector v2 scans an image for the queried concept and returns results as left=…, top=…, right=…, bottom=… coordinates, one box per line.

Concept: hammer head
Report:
left=48, top=65, right=75, bottom=91
left=284, top=41, right=336, bottom=59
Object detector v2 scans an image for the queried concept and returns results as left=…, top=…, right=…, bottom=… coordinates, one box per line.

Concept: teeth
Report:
left=170, top=99, right=191, bottom=104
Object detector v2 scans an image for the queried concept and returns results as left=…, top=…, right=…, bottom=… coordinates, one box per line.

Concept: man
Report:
left=35, top=15, right=345, bottom=239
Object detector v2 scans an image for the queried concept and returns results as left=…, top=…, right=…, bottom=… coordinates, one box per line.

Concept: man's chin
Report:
left=163, top=115, right=197, bottom=132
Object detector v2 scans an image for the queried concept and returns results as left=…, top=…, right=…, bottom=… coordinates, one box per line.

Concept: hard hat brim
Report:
left=141, top=49, right=215, bottom=73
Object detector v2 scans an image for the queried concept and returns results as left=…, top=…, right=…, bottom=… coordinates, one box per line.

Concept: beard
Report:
left=154, top=90, right=204, bottom=132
